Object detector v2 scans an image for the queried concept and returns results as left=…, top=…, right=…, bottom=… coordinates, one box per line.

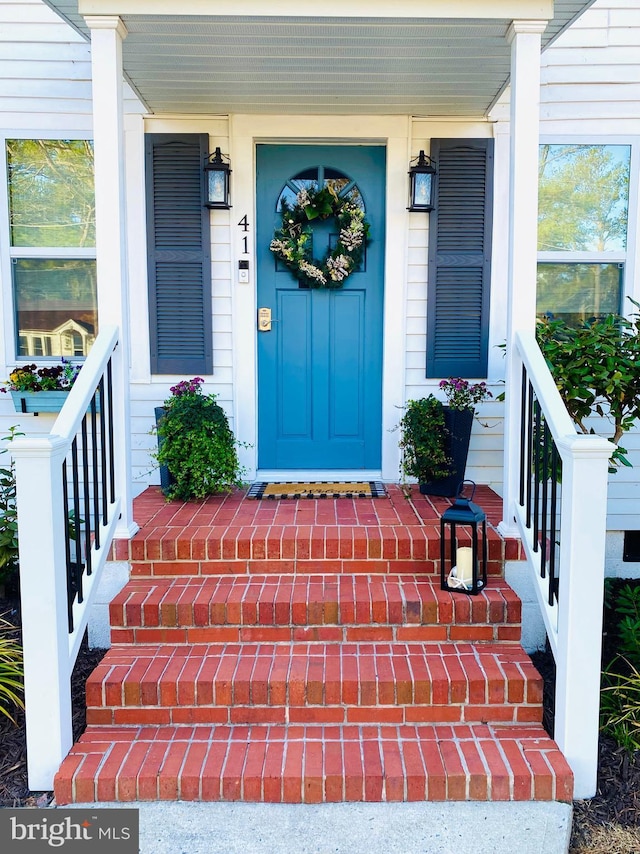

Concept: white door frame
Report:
left=230, top=114, right=411, bottom=482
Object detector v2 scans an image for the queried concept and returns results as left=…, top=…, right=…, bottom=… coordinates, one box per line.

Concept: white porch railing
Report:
left=11, top=325, right=121, bottom=790
left=512, top=330, right=614, bottom=799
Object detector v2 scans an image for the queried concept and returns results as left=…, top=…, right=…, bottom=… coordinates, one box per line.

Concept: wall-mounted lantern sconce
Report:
left=204, top=147, right=231, bottom=209
left=408, top=150, right=436, bottom=212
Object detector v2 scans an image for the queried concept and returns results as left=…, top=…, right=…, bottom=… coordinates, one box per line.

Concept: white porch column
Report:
left=501, top=20, right=547, bottom=535
left=85, top=16, right=137, bottom=537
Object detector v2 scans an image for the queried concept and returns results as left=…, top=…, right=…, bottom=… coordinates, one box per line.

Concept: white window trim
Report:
left=9, top=247, right=96, bottom=259
left=0, top=131, right=96, bottom=367
left=538, top=252, right=626, bottom=264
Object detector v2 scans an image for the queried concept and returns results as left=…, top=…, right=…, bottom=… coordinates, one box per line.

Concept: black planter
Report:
left=154, top=406, right=174, bottom=495
left=419, top=407, right=474, bottom=498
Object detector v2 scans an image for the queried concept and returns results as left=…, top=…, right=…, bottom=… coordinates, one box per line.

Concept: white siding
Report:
left=0, top=0, right=93, bottom=128
left=0, top=0, right=142, bottom=125
left=493, top=1, right=640, bottom=132
left=540, top=0, right=640, bottom=130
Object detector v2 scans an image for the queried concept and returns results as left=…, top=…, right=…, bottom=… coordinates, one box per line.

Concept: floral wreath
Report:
left=269, top=186, right=370, bottom=289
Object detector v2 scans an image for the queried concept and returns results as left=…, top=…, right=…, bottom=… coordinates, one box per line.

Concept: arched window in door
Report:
left=276, top=165, right=364, bottom=212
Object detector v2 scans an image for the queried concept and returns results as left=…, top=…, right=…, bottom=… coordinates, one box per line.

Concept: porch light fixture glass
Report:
left=440, top=481, right=487, bottom=596
left=204, top=147, right=231, bottom=209
left=408, top=150, right=436, bottom=212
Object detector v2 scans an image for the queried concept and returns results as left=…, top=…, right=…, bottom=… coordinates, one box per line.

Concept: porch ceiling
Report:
left=46, top=1, right=595, bottom=115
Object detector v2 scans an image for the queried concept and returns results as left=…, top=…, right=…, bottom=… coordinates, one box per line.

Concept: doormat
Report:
left=246, top=481, right=387, bottom=500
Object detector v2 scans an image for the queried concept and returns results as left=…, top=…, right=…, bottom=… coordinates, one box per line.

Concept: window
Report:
left=6, top=139, right=97, bottom=358
left=537, top=143, right=631, bottom=324
left=276, top=166, right=364, bottom=212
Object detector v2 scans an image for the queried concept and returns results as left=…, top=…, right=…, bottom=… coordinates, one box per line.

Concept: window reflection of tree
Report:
left=7, top=139, right=98, bottom=358
left=7, top=139, right=95, bottom=248
left=537, top=144, right=631, bottom=323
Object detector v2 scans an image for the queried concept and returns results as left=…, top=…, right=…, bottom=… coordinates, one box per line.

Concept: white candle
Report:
left=456, top=547, right=474, bottom=586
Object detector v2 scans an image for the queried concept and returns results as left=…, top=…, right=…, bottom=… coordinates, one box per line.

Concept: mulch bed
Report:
left=1, top=592, right=639, bottom=853
left=0, top=594, right=106, bottom=807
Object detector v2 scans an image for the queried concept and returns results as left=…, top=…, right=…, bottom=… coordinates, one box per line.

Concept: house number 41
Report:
left=238, top=215, right=250, bottom=254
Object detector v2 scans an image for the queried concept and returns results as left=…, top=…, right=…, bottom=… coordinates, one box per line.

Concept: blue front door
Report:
left=256, top=145, right=386, bottom=470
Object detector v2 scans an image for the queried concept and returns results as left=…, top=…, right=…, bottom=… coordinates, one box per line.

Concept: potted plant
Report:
left=154, top=377, right=245, bottom=501
left=1, top=360, right=81, bottom=414
left=398, top=378, right=492, bottom=497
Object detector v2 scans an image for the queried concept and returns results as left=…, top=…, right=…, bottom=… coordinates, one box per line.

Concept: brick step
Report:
left=54, top=722, right=573, bottom=804
left=85, top=642, right=542, bottom=727
left=124, top=524, right=509, bottom=576
left=115, top=486, right=518, bottom=578
left=110, top=575, right=521, bottom=645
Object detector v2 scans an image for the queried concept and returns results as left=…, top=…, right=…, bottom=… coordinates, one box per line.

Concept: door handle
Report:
left=258, top=307, right=277, bottom=331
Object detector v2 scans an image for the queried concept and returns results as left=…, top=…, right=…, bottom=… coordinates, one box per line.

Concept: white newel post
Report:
left=85, top=15, right=137, bottom=538
left=11, top=437, right=72, bottom=790
left=555, top=435, right=613, bottom=799
left=500, top=20, right=546, bottom=536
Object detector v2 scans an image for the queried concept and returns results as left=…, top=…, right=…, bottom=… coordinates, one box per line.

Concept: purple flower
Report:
left=439, top=376, right=492, bottom=410
left=169, top=377, right=205, bottom=398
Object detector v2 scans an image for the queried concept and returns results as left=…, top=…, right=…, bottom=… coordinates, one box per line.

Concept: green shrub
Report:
left=601, top=658, right=640, bottom=754
left=0, top=615, right=24, bottom=726
left=536, top=303, right=640, bottom=470
left=600, top=581, right=640, bottom=753
left=615, top=584, right=640, bottom=668
left=155, top=378, right=244, bottom=501
left=397, top=396, right=451, bottom=484
left=0, top=427, right=22, bottom=587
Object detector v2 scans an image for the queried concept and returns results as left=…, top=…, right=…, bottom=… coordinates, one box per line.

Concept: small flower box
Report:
left=10, top=390, right=70, bottom=415
left=3, top=361, right=83, bottom=414
left=9, top=390, right=100, bottom=416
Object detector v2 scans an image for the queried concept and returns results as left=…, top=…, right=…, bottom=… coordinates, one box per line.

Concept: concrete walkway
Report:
left=70, top=801, right=572, bottom=854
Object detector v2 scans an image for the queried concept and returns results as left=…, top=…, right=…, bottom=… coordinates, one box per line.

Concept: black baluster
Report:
left=81, top=415, right=92, bottom=576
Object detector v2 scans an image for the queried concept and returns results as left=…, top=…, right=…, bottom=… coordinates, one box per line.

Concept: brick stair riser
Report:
left=86, top=698, right=542, bottom=728
left=110, top=624, right=521, bottom=644
left=54, top=724, right=573, bottom=805
left=128, top=559, right=506, bottom=578
left=118, top=524, right=511, bottom=565
left=86, top=706, right=543, bottom=726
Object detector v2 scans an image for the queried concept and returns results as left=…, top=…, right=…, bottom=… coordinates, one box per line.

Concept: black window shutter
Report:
left=145, top=133, right=212, bottom=375
left=426, top=138, right=494, bottom=378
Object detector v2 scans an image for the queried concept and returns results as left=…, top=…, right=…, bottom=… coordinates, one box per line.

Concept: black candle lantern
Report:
left=204, top=147, right=231, bottom=209
left=440, top=481, right=487, bottom=595
left=408, top=150, right=436, bottom=212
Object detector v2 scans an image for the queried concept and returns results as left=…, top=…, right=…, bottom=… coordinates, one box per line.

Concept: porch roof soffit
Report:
left=44, top=0, right=596, bottom=116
